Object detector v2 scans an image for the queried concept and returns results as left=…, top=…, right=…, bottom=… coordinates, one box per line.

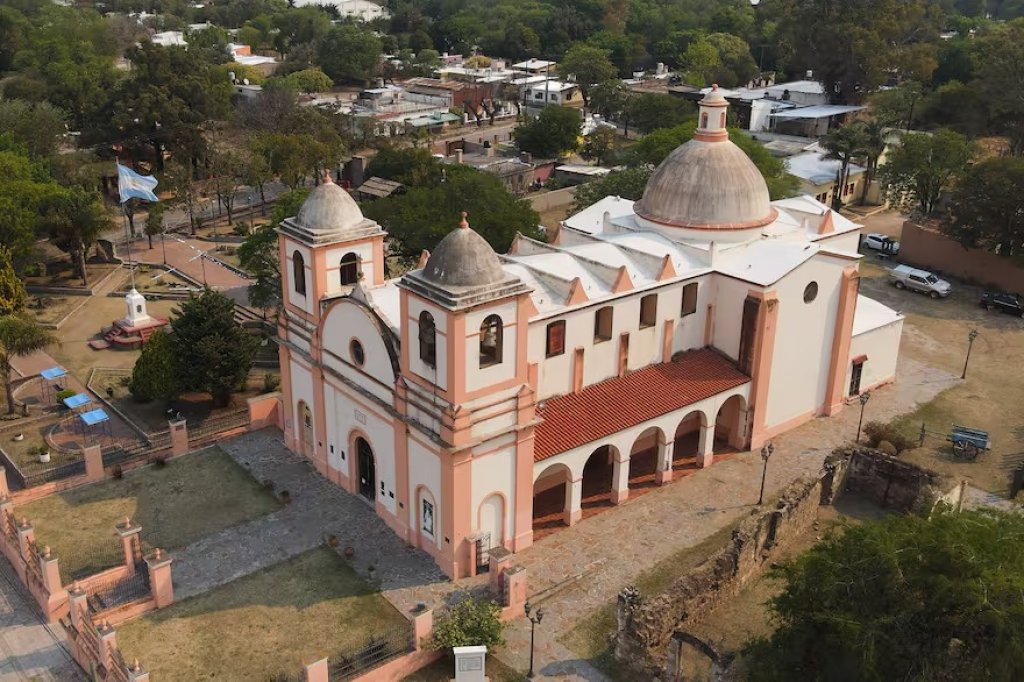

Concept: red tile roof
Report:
left=534, top=349, right=750, bottom=461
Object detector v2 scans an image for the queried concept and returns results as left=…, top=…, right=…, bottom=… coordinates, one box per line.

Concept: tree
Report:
left=947, top=157, right=1024, bottom=257
left=254, top=133, right=313, bottom=189
left=208, top=147, right=243, bottom=226
left=429, top=597, right=507, bottom=651
left=624, top=93, right=691, bottom=135
left=282, top=67, right=334, bottom=94
left=171, top=289, right=258, bottom=407
left=744, top=510, right=1024, bottom=681
left=363, top=167, right=541, bottom=258
left=868, top=81, right=923, bottom=130
left=318, top=24, right=382, bottom=83
left=879, top=129, right=973, bottom=216
left=0, top=150, right=65, bottom=262
left=129, top=329, right=177, bottom=403
left=514, top=107, right=582, bottom=158
left=0, top=100, right=65, bottom=158
left=705, top=32, right=760, bottom=88
left=589, top=79, right=630, bottom=122
left=582, top=127, right=619, bottom=166
left=240, top=153, right=273, bottom=216
left=164, top=161, right=202, bottom=236
left=821, top=124, right=868, bottom=211
left=857, top=119, right=887, bottom=205
left=144, top=202, right=165, bottom=250
left=41, top=187, right=111, bottom=287
left=365, top=146, right=444, bottom=187
left=971, top=21, right=1024, bottom=153
left=238, top=188, right=309, bottom=312
left=633, top=121, right=800, bottom=199
left=560, top=44, right=617, bottom=106
left=0, top=247, right=27, bottom=317
left=571, top=166, right=653, bottom=213
left=0, top=316, right=56, bottom=414
left=678, top=35, right=721, bottom=86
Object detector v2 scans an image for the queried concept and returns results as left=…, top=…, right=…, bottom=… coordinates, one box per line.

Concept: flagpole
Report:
left=123, top=201, right=136, bottom=289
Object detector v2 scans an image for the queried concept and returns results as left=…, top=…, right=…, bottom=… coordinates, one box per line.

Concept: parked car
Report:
left=980, top=291, right=1024, bottom=317
left=862, top=233, right=900, bottom=255
left=889, top=265, right=952, bottom=298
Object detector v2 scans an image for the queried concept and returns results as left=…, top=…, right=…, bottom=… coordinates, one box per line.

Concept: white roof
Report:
left=773, top=105, right=865, bottom=120
left=234, top=54, right=277, bottom=66
left=562, top=196, right=635, bottom=234
left=514, top=59, right=556, bottom=70
left=510, top=75, right=551, bottom=86
left=367, top=281, right=401, bottom=332
left=702, top=79, right=825, bottom=101
left=853, top=295, right=903, bottom=336
left=787, top=152, right=866, bottom=185
left=151, top=31, right=186, bottom=46
left=528, top=80, right=576, bottom=92
left=715, top=240, right=819, bottom=286
left=556, top=165, right=611, bottom=177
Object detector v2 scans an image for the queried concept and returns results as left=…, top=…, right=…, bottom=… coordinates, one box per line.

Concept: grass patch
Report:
left=21, top=446, right=280, bottom=580
left=118, top=548, right=409, bottom=682
left=403, top=656, right=526, bottom=682
left=558, top=520, right=742, bottom=676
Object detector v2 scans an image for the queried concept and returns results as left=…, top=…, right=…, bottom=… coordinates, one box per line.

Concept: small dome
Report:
left=634, top=139, right=775, bottom=230
left=422, top=214, right=505, bottom=288
left=295, top=179, right=364, bottom=234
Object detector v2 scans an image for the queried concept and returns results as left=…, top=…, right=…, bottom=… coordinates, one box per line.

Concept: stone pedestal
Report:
left=116, top=519, right=143, bottom=574
left=83, top=445, right=104, bottom=482
left=412, top=609, right=433, bottom=650
left=169, top=419, right=188, bottom=457
left=303, top=658, right=328, bottom=682
left=145, top=549, right=174, bottom=608
left=453, top=645, right=487, bottom=682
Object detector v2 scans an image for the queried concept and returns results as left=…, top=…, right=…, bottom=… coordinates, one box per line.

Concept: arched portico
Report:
left=714, top=394, right=748, bottom=454
left=532, top=463, right=572, bottom=538
left=628, top=426, right=665, bottom=492
left=582, top=445, right=616, bottom=509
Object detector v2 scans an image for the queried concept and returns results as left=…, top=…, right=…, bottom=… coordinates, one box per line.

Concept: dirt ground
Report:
left=857, top=252, right=1024, bottom=495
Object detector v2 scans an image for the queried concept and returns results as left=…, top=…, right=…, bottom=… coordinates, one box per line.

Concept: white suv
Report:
left=889, top=265, right=952, bottom=298
left=862, top=233, right=900, bottom=255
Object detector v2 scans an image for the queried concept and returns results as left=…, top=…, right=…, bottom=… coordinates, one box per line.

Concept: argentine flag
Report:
left=117, top=163, right=160, bottom=204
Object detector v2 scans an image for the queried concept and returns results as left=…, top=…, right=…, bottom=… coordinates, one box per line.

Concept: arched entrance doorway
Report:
left=297, top=401, right=313, bottom=458
left=714, top=395, right=747, bottom=453
left=581, top=445, right=615, bottom=512
left=628, top=427, right=662, bottom=491
left=673, top=410, right=706, bottom=473
left=356, top=437, right=376, bottom=501
left=478, top=493, right=505, bottom=554
left=532, top=463, right=571, bottom=538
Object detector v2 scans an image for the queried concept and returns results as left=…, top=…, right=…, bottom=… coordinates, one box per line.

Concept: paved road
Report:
left=0, top=561, right=81, bottom=682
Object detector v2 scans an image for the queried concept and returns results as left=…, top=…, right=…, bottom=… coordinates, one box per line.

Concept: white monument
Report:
left=122, top=288, right=152, bottom=327
left=452, top=645, right=487, bottom=682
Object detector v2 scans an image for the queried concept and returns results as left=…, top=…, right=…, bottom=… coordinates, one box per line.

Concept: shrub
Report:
left=877, top=440, right=898, bottom=456
left=262, top=371, right=279, bottom=393
left=55, top=388, right=76, bottom=403
left=430, top=596, right=506, bottom=651
left=232, top=222, right=251, bottom=237
left=862, top=421, right=915, bottom=454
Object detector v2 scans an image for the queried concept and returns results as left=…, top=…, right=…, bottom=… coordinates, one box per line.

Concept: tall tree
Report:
left=0, top=100, right=66, bottom=159
left=821, top=124, right=868, bottom=211
left=857, top=119, right=887, bottom=205
left=0, top=316, right=56, bottom=414
left=238, top=189, right=309, bottom=312
left=317, top=24, right=382, bottom=83
left=144, top=203, right=165, bottom=250
left=0, top=150, right=64, bottom=262
left=571, top=166, right=653, bottom=213
left=0, top=247, right=27, bottom=317
left=744, top=510, right=1024, bottom=681
left=589, top=79, right=630, bottom=123
left=947, top=157, right=1024, bottom=257
left=41, top=187, right=111, bottom=287
left=559, top=44, right=617, bottom=107
left=171, top=289, right=258, bottom=407
left=624, top=93, right=692, bottom=135
left=129, top=329, right=177, bottom=404
left=879, top=129, right=974, bottom=216
left=514, top=107, right=582, bottom=158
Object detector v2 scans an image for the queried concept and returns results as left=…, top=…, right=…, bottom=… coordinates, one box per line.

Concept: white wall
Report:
left=848, top=320, right=903, bottom=394
left=710, top=275, right=751, bottom=361
left=471, top=438, right=516, bottom=545
left=326, top=381, right=398, bottom=515
left=324, top=242, right=378, bottom=296
left=408, top=436, right=442, bottom=549
left=818, top=231, right=861, bottom=253
left=320, top=300, right=397, bottom=406
left=284, top=242, right=314, bottom=316
left=765, top=257, right=845, bottom=427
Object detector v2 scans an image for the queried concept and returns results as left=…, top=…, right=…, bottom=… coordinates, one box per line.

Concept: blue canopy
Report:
left=62, top=393, right=91, bottom=409
left=40, top=367, right=67, bottom=381
left=79, top=408, right=110, bottom=427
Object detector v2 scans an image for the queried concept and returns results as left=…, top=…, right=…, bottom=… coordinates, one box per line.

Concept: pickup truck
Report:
left=889, top=265, right=952, bottom=299
left=980, top=291, right=1024, bottom=317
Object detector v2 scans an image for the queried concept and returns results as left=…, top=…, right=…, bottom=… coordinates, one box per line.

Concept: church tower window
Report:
left=479, top=315, right=503, bottom=367
left=292, top=251, right=306, bottom=296
left=418, top=311, right=437, bottom=368
left=340, top=252, right=360, bottom=285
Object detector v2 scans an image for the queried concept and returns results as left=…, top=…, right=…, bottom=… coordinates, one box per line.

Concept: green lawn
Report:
left=21, top=446, right=280, bottom=580
left=118, top=548, right=410, bottom=681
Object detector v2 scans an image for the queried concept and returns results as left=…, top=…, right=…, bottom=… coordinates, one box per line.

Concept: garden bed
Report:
left=117, top=548, right=409, bottom=681
left=20, top=446, right=281, bottom=580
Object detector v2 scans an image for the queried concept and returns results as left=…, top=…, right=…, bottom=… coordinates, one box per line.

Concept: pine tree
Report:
left=129, top=330, right=177, bottom=403
left=0, top=246, right=27, bottom=316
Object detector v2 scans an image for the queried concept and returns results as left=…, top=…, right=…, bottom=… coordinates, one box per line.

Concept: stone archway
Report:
left=581, top=445, right=616, bottom=511
left=672, top=410, right=707, bottom=473
left=532, top=463, right=571, bottom=537
left=714, top=394, right=747, bottom=453
left=628, top=427, right=663, bottom=491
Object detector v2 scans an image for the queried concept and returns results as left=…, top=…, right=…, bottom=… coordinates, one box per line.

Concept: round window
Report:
left=350, top=339, right=365, bottom=366
left=803, top=281, right=819, bottom=303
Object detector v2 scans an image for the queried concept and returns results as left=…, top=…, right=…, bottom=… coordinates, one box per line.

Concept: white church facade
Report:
left=275, top=88, right=904, bottom=579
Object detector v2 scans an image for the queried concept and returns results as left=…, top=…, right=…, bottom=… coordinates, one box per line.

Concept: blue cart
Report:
left=948, top=425, right=990, bottom=461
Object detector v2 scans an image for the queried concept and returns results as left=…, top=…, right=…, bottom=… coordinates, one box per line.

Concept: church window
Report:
left=639, top=294, right=657, bottom=329
left=292, top=251, right=306, bottom=296
left=350, top=339, right=365, bottom=366
left=700, top=112, right=708, bottom=128
left=479, top=315, right=503, bottom=367
left=418, top=311, right=436, bottom=368
left=546, top=320, right=566, bottom=358
left=680, top=283, right=698, bottom=317
left=738, top=296, right=760, bottom=374
left=719, top=112, right=726, bottom=127
left=804, top=282, right=819, bottom=303
left=340, top=252, right=360, bottom=285
left=594, top=307, right=613, bottom=342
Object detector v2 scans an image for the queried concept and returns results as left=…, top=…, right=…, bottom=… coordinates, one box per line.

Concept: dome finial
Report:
left=712, top=83, right=719, bottom=91
left=459, top=211, right=469, bottom=229
left=322, top=170, right=334, bottom=184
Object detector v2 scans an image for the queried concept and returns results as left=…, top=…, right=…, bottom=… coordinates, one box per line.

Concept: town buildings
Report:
left=274, top=88, right=903, bottom=579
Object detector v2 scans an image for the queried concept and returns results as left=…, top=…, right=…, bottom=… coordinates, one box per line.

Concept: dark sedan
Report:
left=980, top=291, right=1024, bottom=317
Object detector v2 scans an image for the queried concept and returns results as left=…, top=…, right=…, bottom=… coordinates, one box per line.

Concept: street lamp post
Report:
left=961, top=329, right=978, bottom=379
left=757, top=442, right=774, bottom=506
left=856, top=391, right=871, bottom=443
left=524, top=601, right=544, bottom=679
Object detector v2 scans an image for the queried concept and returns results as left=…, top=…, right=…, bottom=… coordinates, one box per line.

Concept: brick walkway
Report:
left=170, top=433, right=449, bottom=606
left=133, top=238, right=250, bottom=291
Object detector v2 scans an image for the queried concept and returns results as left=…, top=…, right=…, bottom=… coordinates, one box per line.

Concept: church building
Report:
left=275, top=88, right=904, bottom=579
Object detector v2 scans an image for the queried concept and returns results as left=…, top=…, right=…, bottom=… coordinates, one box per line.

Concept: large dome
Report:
left=634, top=139, right=775, bottom=230
left=295, top=179, right=365, bottom=234
left=422, top=214, right=505, bottom=288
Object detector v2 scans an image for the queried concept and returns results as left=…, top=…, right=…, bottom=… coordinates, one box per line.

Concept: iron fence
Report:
left=327, top=628, right=414, bottom=680
left=88, top=571, right=150, bottom=613
left=188, top=409, right=249, bottom=444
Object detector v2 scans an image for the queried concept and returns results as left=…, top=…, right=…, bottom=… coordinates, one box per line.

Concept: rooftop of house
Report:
left=786, top=150, right=867, bottom=185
